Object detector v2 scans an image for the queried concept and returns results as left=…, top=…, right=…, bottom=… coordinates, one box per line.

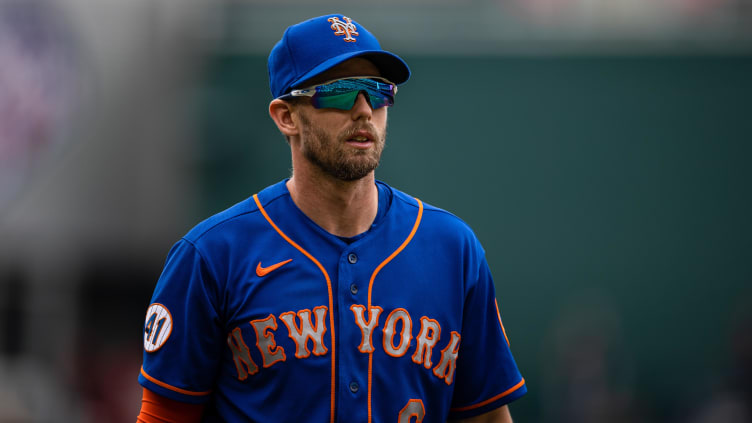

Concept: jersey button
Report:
left=349, top=382, right=359, bottom=393
left=347, top=253, right=358, bottom=264
left=350, top=284, right=359, bottom=295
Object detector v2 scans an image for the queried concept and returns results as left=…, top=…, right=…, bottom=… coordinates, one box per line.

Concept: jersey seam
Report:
left=188, top=208, right=261, bottom=243
left=179, top=237, right=224, bottom=320
left=188, top=189, right=290, bottom=243
left=392, top=191, right=476, bottom=234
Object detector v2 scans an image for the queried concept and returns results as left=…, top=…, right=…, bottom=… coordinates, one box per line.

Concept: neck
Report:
left=287, top=171, right=378, bottom=238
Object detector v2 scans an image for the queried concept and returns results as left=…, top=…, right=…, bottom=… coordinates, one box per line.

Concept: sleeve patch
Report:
left=143, top=303, right=173, bottom=352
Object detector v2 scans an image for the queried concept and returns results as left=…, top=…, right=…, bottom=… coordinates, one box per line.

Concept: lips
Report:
left=347, top=130, right=374, bottom=143
left=345, top=129, right=375, bottom=148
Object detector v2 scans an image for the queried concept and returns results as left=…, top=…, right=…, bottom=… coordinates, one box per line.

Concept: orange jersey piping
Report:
left=366, top=198, right=423, bottom=423
left=449, top=377, right=526, bottom=412
left=140, top=367, right=212, bottom=397
left=253, top=194, right=336, bottom=423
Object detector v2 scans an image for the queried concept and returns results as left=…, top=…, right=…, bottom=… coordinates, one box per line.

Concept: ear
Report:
left=269, top=99, right=300, bottom=138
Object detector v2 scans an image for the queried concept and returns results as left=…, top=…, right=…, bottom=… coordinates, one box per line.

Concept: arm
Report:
left=448, top=405, right=513, bottom=423
left=137, top=388, right=204, bottom=423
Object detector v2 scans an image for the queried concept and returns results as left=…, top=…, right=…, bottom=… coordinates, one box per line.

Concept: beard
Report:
left=298, top=112, right=386, bottom=181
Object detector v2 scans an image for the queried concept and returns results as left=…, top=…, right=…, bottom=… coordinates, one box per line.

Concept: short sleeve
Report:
left=447, top=256, right=527, bottom=420
left=138, top=239, right=224, bottom=404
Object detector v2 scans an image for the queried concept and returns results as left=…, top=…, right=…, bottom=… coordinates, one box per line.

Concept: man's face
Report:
left=293, top=58, right=389, bottom=181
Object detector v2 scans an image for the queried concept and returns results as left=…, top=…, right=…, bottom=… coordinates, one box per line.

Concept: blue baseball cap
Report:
left=268, top=14, right=410, bottom=99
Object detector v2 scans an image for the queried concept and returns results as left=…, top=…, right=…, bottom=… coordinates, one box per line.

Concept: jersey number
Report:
left=144, top=313, right=167, bottom=345
left=398, top=399, right=425, bottom=423
left=143, top=303, right=173, bottom=352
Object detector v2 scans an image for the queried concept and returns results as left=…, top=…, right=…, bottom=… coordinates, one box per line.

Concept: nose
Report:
left=350, top=91, right=373, bottom=120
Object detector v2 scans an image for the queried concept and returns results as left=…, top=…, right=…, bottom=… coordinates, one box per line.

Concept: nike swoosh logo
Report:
left=256, top=259, right=293, bottom=277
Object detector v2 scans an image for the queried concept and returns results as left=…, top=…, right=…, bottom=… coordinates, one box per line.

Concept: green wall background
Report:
left=195, top=55, right=752, bottom=421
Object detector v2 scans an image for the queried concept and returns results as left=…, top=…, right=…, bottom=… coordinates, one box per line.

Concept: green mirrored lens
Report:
left=310, top=78, right=395, bottom=110
left=311, top=91, right=360, bottom=110
left=367, top=93, right=392, bottom=109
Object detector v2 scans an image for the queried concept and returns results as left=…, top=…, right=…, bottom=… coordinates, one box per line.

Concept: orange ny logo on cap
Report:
left=328, top=16, right=358, bottom=42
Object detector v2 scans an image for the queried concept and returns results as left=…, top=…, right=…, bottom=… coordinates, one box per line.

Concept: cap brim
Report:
left=289, top=50, right=410, bottom=92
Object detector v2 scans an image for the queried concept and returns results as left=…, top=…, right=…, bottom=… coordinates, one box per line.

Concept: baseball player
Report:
left=137, top=14, right=526, bottom=423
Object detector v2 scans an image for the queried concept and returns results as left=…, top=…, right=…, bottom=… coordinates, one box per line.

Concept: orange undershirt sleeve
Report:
left=136, top=388, right=205, bottom=423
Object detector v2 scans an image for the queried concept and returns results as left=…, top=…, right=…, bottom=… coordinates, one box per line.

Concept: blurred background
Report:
left=1, top=0, right=751, bottom=421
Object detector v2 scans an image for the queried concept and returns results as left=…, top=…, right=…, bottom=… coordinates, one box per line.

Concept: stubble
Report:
left=298, top=112, right=386, bottom=181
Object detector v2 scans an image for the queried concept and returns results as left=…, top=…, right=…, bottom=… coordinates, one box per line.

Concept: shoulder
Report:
left=383, top=183, right=489, bottom=286
left=182, top=180, right=289, bottom=245
left=388, top=185, right=477, bottom=235
left=386, top=183, right=483, bottom=250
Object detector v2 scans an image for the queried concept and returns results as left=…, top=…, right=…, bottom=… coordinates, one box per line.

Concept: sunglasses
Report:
left=280, top=77, right=397, bottom=110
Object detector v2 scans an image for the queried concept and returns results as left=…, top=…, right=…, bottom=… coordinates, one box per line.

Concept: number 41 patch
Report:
left=143, top=303, right=173, bottom=352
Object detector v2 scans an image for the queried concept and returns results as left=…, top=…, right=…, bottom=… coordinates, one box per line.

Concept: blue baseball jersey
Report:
left=139, top=180, right=526, bottom=422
